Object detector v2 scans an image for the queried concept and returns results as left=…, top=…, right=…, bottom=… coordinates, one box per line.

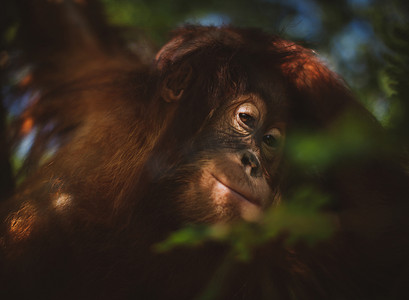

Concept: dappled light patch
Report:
left=279, top=46, right=334, bottom=90
left=52, top=192, right=72, bottom=212
left=7, top=202, right=38, bottom=243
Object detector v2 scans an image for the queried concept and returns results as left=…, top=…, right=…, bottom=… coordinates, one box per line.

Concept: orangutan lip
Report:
left=211, top=174, right=261, bottom=207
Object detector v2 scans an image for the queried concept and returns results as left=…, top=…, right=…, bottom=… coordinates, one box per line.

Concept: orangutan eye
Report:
left=263, top=128, right=282, bottom=149
left=236, top=103, right=259, bottom=131
left=263, top=134, right=278, bottom=148
left=238, top=113, right=256, bottom=128
left=262, top=128, right=283, bottom=160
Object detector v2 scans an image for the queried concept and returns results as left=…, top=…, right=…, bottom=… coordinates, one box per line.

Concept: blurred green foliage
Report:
left=156, top=185, right=334, bottom=261
left=288, top=115, right=375, bottom=169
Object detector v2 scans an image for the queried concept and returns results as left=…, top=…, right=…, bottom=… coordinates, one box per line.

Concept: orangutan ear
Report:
left=161, top=64, right=193, bottom=103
